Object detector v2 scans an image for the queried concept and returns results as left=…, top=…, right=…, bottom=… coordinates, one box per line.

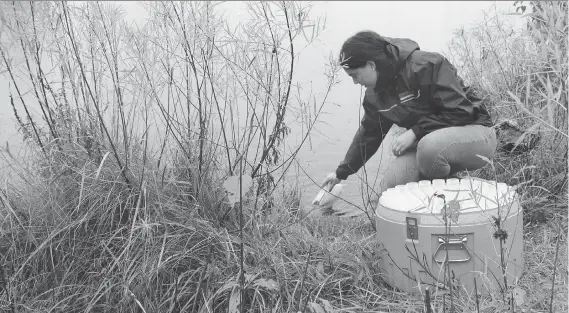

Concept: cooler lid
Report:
left=378, top=178, right=516, bottom=214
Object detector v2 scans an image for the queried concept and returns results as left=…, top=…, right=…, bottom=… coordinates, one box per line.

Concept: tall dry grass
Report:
left=0, top=1, right=348, bottom=312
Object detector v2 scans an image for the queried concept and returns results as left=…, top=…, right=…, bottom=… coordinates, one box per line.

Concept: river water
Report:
left=0, top=1, right=521, bottom=213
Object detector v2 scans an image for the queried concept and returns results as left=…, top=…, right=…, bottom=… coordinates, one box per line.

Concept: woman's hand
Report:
left=392, top=130, right=417, bottom=156
left=322, top=172, right=341, bottom=191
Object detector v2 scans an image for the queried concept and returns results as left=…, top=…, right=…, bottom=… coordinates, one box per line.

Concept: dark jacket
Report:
left=335, top=37, right=493, bottom=180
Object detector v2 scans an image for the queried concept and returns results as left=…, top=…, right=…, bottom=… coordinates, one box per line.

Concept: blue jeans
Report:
left=377, top=124, right=497, bottom=194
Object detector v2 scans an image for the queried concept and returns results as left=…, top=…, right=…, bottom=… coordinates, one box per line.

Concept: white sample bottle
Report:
left=445, top=178, right=460, bottom=202
left=406, top=182, right=428, bottom=212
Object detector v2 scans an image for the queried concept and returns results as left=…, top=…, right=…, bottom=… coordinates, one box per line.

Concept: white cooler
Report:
left=375, top=177, right=524, bottom=294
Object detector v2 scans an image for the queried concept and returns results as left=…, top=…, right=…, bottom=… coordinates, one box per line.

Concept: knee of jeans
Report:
left=417, top=141, right=450, bottom=179
left=378, top=172, right=401, bottom=193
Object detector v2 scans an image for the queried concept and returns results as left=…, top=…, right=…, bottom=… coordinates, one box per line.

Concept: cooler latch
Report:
left=406, top=217, right=418, bottom=240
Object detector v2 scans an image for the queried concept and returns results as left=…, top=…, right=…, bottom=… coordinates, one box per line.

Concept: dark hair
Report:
left=339, top=30, right=398, bottom=95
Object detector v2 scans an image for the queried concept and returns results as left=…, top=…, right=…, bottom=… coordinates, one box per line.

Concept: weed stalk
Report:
left=549, top=230, right=561, bottom=313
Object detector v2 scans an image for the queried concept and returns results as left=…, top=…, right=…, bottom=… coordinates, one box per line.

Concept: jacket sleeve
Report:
left=409, top=54, right=478, bottom=140
left=335, top=104, right=393, bottom=180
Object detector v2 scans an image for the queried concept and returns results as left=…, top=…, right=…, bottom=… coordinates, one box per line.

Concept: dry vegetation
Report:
left=0, top=1, right=566, bottom=313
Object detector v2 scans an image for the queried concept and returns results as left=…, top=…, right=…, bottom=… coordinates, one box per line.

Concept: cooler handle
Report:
left=434, top=236, right=471, bottom=263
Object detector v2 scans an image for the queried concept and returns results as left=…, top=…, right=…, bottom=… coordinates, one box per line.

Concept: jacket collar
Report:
left=383, top=37, right=420, bottom=71
left=373, top=37, right=420, bottom=93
